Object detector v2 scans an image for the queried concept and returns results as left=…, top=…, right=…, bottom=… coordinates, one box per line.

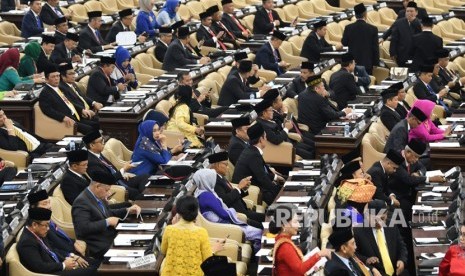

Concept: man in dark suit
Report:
left=209, top=152, right=265, bottom=226
left=154, top=27, right=173, bottom=62
left=301, top=20, right=342, bottom=63
left=380, top=89, right=402, bottom=131
left=384, top=106, right=427, bottom=154
left=196, top=10, right=229, bottom=50
left=21, top=0, right=49, bottom=38
left=354, top=200, right=408, bottom=276
left=40, top=0, right=69, bottom=26
left=86, top=56, right=125, bottom=106
left=209, top=5, right=238, bottom=49
left=298, top=76, right=351, bottom=136
left=59, top=63, right=103, bottom=115
left=228, top=51, right=263, bottom=90
left=413, top=64, right=451, bottom=115
left=329, top=53, right=362, bottom=110
left=17, top=208, right=96, bottom=275
left=255, top=30, right=290, bottom=75
left=389, top=2, right=422, bottom=67
left=390, top=82, right=410, bottom=118
left=325, top=228, right=378, bottom=276
left=106, top=9, right=139, bottom=44
left=381, top=0, right=428, bottom=42
left=39, top=64, right=96, bottom=135
left=221, top=0, right=252, bottom=39
left=341, top=4, right=379, bottom=75
left=72, top=171, right=141, bottom=259
left=51, top=32, right=81, bottom=64
left=253, top=0, right=293, bottom=35
left=62, top=150, right=92, bottom=205
left=79, top=11, right=114, bottom=53
left=410, top=17, right=443, bottom=72
left=162, top=26, right=210, bottom=71
left=37, top=35, right=56, bottom=74
left=436, top=48, right=465, bottom=100
left=53, top=17, right=68, bottom=44
left=0, top=108, right=53, bottom=159
left=218, top=60, right=264, bottom=106
left=232, top=123, right=285, bottom=205
left=286, top=62, right=314, bottom=98
left=83, top=131, right=148, bottom=200
left=1, top=0, right=17, bottom=11
left=255, top=97, right=314, bottom=159
left=367, top=149, right=404, bottom=208
left=228, top=117, right=250, bottom=165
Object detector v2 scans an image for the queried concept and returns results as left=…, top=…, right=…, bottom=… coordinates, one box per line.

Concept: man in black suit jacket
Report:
left=341, top=4, right=379, bottom=75
left=208, top=152, right=265, bottom=225
left=298, top=76, right=351, bottom=136
left=39, top=0, right=68, bottom=26
left=72, top=171, right=141, bottom=259
left=53, top=17, right=68, bottom=44
left=388, top=82, right=410, bottom=119
left=413, top=64, right=451, bottom=115
left=21, top=0, right=47, bottom=39
left=232, top=123, right=284, bottom=205
left=17, top=208, right=96, bottom=275
left=79, top=11, right=114, bottom=53
left=384, top=106, right=427, bottom=154
left=218, top=60, right=264, bottom=106
left=301, top=20, right=342, bottom=63
left=209, top=5, right=238, bottom=49
left=354, top=200, right=408, bottom=276
left=162, top=26, right=209, bottom=71
left=62, top=150, right=92, bottom=205
left=255, top=30, right=290, bottom=75
left=51, top=32, right=81, bottom=64
left=380, top=89, right=402, bottom=131
left=228, top=117, right=250, bottom=165
left=0, top=108, right=53, bottom=159
left=105, top=9, right=141, bottom=44
left=196, top=10, right=229, bottom=50
left=389, top=2, right=422, bottom=67
left=329, top=53, right=362, bottom=110
left=367, top=150, right=404, bottom=207
left=410, top=17, right=443, bottom=72
left=154, top=27, right=173, bottom=62
left=83, top=131, right=148, bottom=200
left=86, top=56, right=126, bottom=106
left=37, top=35, right=56, bottom=74
left=39, top=65, right=96, bottom=135
left=221, top=0, right=252, bottom=39
left=285, top=61, right=314, bottom=98
left=255, top=98, right=314, bottom=159
left=381, top=0, right=428, bottom=41
left=253, top=0, right=292, bottom=35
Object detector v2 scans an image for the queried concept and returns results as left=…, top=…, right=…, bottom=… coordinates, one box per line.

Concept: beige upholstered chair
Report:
left=0, top=22, right=22, bottom=44
left=361, top=133, right=386, bottom=171
left=263, top=140, right=294, bottom=166
left=6, top=244, right=56, bottom=276
left=34, top=103, right=75, bottom=141
left=68, top=4, right=89, bottom=23
left=0, top=149, right=28, bottom=169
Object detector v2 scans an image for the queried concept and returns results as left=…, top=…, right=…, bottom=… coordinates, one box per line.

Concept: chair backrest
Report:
left=34, top=103, right=75, bottom=140
left=362, top=133, right=386, bottom=171
left=198, top=78, right=220, bottom=104
left=282, top=4, right=299, bottom=21
left=378, top=7, right=397, bottom=21
left=242, top=15, right=255, bottom=32
left=366, top=10, right=382, bottom=25
left=326, top=22, right=343, bottom=42
left=49, top=196, right=76, bottom=239
left=6, top=243, right=56, bottom=276
left=178, top=4, right=191, bottom=21
left=195, top=212, right=245, bottom=243
left=104, top=138, right=133, bottom=161
left=0, top=21, right=20, bottom=36
left=283, top=97, right=298, bottom=118
left=369, top=120, right=390, bottom=144
left=68, top=4, right=88, bottom=22
left=338, top=19, right=352, bottom=30
left=186, top=1, right=205, bottom=19
left=217, top=65, right=232, bottom=81
left=83, top=0, right=102, bottom=12
left=155, top=100, right=173, bottom=116
left=279, top=40, right=294, bottom=55
left=52, top=185, right=70, bottom=207
left=296, top=1, right=316, bottom=15
left=288, top=35, right=304, bottom=54
left=438, top=21, right=455, bottom=34
left=77, top=75, right=89, bottom=93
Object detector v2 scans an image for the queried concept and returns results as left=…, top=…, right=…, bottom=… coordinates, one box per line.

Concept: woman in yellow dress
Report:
left=160, top=195, right=223, bottom=276
left=166, top=85, right=204, bottom=148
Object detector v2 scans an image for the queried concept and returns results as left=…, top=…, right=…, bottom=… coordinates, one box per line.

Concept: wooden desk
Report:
left=380, top=0, right=405, bottom=13
left=204, top=123, right=233, bottom=148
left=1, top=98, right=37, bottom=133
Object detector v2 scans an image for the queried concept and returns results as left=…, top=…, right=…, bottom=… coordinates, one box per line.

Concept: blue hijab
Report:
left=135, top=120, right=158, bottom=151
left=161, top=0, right=179, bottom=19
left=115, top=46, right=131, bottom=70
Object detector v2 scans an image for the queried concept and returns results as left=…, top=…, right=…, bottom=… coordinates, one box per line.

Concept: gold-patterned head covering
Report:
left=337, top=178, right=376, bottom=204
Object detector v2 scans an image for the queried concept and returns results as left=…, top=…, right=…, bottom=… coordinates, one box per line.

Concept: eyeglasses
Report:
left=36, top=222, right=50, bottom=228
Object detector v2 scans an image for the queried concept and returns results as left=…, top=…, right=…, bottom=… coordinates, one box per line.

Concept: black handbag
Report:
left=200, top=255, right=236, bottom=276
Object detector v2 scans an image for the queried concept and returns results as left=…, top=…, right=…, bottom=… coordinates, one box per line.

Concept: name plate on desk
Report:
left=133, top=45, right=142, bottom=52
left=9, top=217, right=19, bottom=232
left=133, top=104, right=141, bottom=113
left=83, top=66, right=92, bottom=73
left=40, top=179, right=51, bottom=190
left=200, top=66, right=210, bottom=74
left=212, top=60, right=222, bottom=69
left=128, top=254, right=156, bottom=269
left=351, top=128, right=358, bottom=137
left=53, top=168, right=63, bottom=179
left=21, top=204, right=29, bottom=218
left=328, top=59, right=336, bottom=66
left=224, top=56, right=234, bottom=63
left=2, top=229, right=8, bottom=242
left=144, top=96, right=154, bottom=105
left=235, top=10, right=243, bottom=17
left=379, top=2, right=387, bottom=8
left=145, top=40, right=154, bottom=47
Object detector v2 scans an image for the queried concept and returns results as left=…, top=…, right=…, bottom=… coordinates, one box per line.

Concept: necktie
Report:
left=207, top=28, right=227, bottom=50
left=268, top=11, right=273, bottom=22
left=426, top=84, right=449, bottom=112
left=232, top=15, right=247, bottom=33
left=67, top=50, right=72, bottom=59
left=97, top=200, right=106, bottom=216
left=49, top=221, right=72, bottom=243
left=56, top=88, right=80, bottom=121
left=71, top=84, right=90, bottom=110
left=218, top=22, right=235, bottom=39
left=36, top=16, right=42, bottom=27
left=376, top=228, right=395, bottom=275
left=94, top=30, right=102, bottom=44
left=99, top=155, right=129, bottom=188
left=54, top=7, right=63, bottom=16
left=13, top=127, right=34, bottom=151
left=273, top=49, right=282, bottom=74
left=348, top=260, right=360, bottom=276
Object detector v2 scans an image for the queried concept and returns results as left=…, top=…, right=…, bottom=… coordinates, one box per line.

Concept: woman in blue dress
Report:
left=136, top=0, right=159, bottom=38
left=110, top=46, right=138, bottom=91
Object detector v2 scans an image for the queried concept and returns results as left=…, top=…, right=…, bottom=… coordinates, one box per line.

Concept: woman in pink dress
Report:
left=408, top=99, right=452, bottom=143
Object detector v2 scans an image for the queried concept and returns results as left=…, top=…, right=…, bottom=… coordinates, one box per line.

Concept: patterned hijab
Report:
left=0, top=48, right=20, bottom=75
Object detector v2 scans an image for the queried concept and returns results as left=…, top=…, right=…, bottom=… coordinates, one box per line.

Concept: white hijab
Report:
left=193, top=169, right=229, bottom=210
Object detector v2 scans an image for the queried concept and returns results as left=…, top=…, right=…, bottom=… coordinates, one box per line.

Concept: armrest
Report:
left=298, top=123, right=309, bottom=132
left=164, top=130, right=185, bottom=148
left=209, top=239, right=241, bottom=261
left=0, top=149, right=28, bottom=169
left=242, top=199, right=255, bottom=210
left=288, top=132, right=302, bottom=142
left=34, top=103, right=75, bottom=140
left=263, top=141, right=294, bottom=166
left=109, top=185, right=127, bottom=203
left=200, top=46, right=218, bottom=56
left=193, top=112, right=209, bottom=126
left=196, top=213, right=245, bottom=243
left=236, top=212, right=247, bottom=223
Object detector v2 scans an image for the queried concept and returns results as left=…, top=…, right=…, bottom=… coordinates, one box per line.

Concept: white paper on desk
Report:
left=148, top=175, right=170, bottom=180
left=62, top=137, right=82, bottom=141
left=116, top=31, right=136, bottom=46
left=206, top=121, right=232, bottom=127
left=446, top=117, right=465, bottom=122
left=422, top=226, right=446, bottom=231
left=221, top=114, right=242, bottom=119
left=432, top=186, right=451, bottom=192
left=114, top=234, right=154, bottom=246
left=108, top=257, right=135, bottom=263
left=140, top=85, right=159, bottom=88
left=100, top=106, right=132, bottom=112
left=122, top=99, right=140, bottom=102
left=284, top=181, right=315, bottom=186
left=369, top=85, right=390, bottom=90
left=32, top=157, right=67, bottom=164
left=160, top=74, right=178, bottom=78
left=115, top=223, right=156, bottom=231
left=166, top=160, right=195, bottom=166
left=415, top=237, right=439, bottom=243
left=104, top=249, right=145, bottom=257
left=412, top=205, right=433, bottom=211
left=305, top=247, right=327, bottom=275
left=429, top=142, right=460, bottom=148
left=276, top=196, right=312, bottom=203
left=56, top=141, right=68, bottom=146
left=298, top=160, right=320, bottom=165
left=425, top=170, right=444, bottom=177
left=257, top=265, right=273, bottom=273
left=321, top=51, right=345, bottom=55
left=1, top=94, right=25, bottom=101
left=58, top=148, right=67, bottom=152
left=255, top=248, right=271, bottom=257
left=289, top=170, right=320, bottom=176
left=422, top=192, right=442, bottom=197
left=185, top=149, right=202, bottom=154
left=238, top=99, right=262, bottom=104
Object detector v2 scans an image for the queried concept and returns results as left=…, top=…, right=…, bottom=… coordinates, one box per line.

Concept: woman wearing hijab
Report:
left=0, top=48, right=43, bottom=92
left=135, top=0, right=159, bottom=38
left=166, top=85, right=204, bottom=148
left=193, top=168, right=263, bottom=252
left=408, top=99, right=451, bottom=143
left=110, top=46, right=138, bottom=91
left=18, top=42, right=41, bottom=77
left=130, top=120, right=183, bottom=175
left=157, top=0, right=182, bottom=26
